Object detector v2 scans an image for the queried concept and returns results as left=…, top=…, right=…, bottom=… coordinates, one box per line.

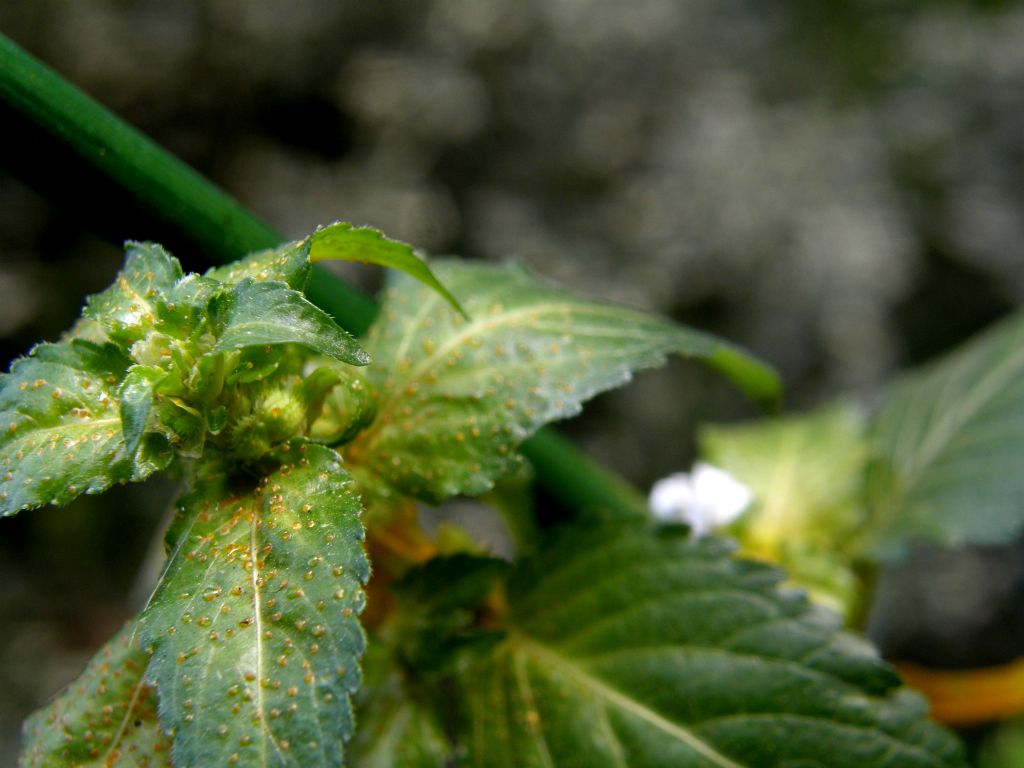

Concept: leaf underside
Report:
left=137, top=442, right=369, bottom=768
left=349, top=261, right=779, bottom=504
left=866, top=311, right=1024, bottom=556
left=19, top=622, right=170, bottom=768
left=0, top=340, right=151, bottom=516
left=458, top=523, right=965, bottom=768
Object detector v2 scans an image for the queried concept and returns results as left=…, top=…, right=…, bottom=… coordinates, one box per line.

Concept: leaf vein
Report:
left=516, top=637, right=744, bottom=768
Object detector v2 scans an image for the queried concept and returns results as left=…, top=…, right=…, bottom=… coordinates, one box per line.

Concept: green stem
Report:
left=0, top=32, right=649, bottom=521
left=0, top=33, right=376, bottom=334
left=521, top=430, right=648, bottom=519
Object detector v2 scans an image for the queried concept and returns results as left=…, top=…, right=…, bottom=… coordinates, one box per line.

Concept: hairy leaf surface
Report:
left=350, top=261, right=779, bottom=503
left=84, top=242, right=183, bottom=344
left=866, top=313, right=1024, bottom=555
left=152, top=274, right=225, bottom=343
left=213, top=279, right=370, bottom=365
left=457, top=523, right=965, bottom=768
left=20, top=622, right=170, bottom=767
left=0, top=340, right=147, bottom=516
left=207, top=239, right=312, bottom=291
left=310, top=222, right=466, bottom=318
left=138, top=442, right=369, bottom=767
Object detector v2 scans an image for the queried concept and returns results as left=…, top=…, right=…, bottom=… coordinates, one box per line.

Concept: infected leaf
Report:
left=138, top=441, right=369, bottom=767
left=84, top=242, right=183, bottom=344
left=349, top=261, right=779, bottom=503
left=19, top=621, right=170, bottom=767
left=213, top=279, right=371, bottom=366
left=207, top=239, right=312, bottom=291
left=0, top=340, right=146, bottom=516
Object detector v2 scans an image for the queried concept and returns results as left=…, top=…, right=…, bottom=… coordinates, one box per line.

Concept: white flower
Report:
left=648, top=462, right=752, bottom=537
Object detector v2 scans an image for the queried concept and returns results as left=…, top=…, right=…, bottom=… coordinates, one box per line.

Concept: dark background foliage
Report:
left=2, top=1, right=1024, bottom=762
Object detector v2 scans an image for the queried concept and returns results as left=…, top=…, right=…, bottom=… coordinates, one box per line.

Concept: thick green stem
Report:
left=0, top=33, right=376, bottom=333
left=0, top=32, right=649, bottom=521
left=0, top=38, right=278, bottom=258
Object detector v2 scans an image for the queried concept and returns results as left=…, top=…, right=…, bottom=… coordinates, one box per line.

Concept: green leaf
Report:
left=19, top=621, right=170, bottom=767
left=302, top=368, right=343, bottom=426
left=348, top=690, right=451, bottom=768
left=213, top=279, right=371, bottom=366
left=347, top=642, right=453, bottom=768
left=152, top=400, right=206, bottom=460
left=154, top=274, right=226, bottom=341
left=137, top=441, right=369, bottom=767
left=340, top=558, right=507, bottom=768
left=865, top=312, right=1024, bottom=555
left=84, top=242, right=183, bottom=344
left=349, top=261, right=779, bottom=503
left=117, top=365, right=181, bottom=475
left=699, top=402, right=868, bottom=617
left=457, top=522, right=965, bottom=768
left=978, top=717, right=1024, bottom=768
left=308, top=369, right=375, bottom=446
left=390, top=554, right=509, bottom=673
left=394, top=553, right=509, bottom=619
left=310, top=222, right=466, bottom=319
left=118, top=365, right=166, bottom=460
left=207, top=238, right=312, bottom=291
left=0, top=340, right=142, bottom=516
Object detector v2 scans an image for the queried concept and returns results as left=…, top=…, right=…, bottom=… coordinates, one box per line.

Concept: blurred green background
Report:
left=2, top=0, right=1024, bottom=763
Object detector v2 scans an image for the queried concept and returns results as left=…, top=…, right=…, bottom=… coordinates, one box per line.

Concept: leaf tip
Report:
left=309, top=221, right=470, bottom=320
